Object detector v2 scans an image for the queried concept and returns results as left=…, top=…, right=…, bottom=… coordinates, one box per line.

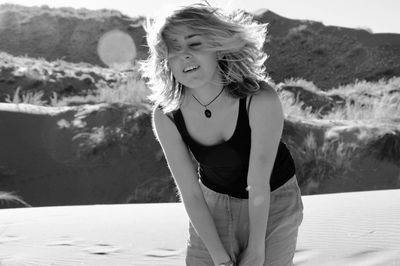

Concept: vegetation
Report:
left=287, top=132, right=360, bottom=194
left=4, top=69, right=151, bottom=111
left=278, top=77, right=400, bottom=194
left=279, top=77, right=400, bottom=123
left=5, top=86, right=47, bottom=105
left=1, top=50, right=399, bottom=200
left=4, top=67, right=399, bottom=124
left=0, top=191, right=31, bottom=207
left=71, top=105, right=149, bottom=159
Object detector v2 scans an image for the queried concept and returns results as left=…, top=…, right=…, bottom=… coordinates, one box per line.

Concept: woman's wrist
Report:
left=210, top=245, right=231, bottom=266
left=213, top=254, right=234, bottom=266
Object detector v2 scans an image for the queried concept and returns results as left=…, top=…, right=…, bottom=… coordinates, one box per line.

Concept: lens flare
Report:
left=97, top=29, right=136, bottom=70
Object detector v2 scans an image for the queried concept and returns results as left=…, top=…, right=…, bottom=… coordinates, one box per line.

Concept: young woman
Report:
left=140, top=3, right=303, bottom=266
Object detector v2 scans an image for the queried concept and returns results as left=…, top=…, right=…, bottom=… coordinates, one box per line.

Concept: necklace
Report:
left=192, top=86, right=225, bottom=118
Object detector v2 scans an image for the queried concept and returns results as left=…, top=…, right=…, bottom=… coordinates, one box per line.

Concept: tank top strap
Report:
left=238, top=96, right=250, bottom=126
left=239, top=96, right=246, bottom=116
left=172, top=109, right=190, bottom=139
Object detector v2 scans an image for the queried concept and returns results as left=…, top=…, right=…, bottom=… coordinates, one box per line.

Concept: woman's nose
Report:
left=179, top=53, right=192, bottom=61
left=180, top=48, right=192, bottom=60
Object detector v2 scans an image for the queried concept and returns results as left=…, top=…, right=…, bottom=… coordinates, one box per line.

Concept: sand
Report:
left=1, top=189, right=400, bottom=266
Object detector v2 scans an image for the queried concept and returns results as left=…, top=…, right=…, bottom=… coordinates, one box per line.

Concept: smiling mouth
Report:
left=183, top=65, right=200, bottom=73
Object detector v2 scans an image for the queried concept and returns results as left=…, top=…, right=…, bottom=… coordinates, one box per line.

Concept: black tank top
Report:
left=171, top=95, right=296, bottom=198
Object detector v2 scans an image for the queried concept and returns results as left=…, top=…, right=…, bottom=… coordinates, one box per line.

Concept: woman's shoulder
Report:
left=247, top=80, right=282, bottom=117
left=236, top=78, right=278, bottom=112
left=152, top=104, right=177, bottom=135
left=153, top=104, right=175, bottom=120
left=246, top=81, right=283, bottom=132
left=248, top=80, right=279, bottom=103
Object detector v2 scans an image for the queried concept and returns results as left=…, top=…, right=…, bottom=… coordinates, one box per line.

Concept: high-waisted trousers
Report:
left=185, top=175, right=304, bottom=266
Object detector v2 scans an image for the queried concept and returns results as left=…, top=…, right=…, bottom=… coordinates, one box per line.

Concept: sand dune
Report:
left=295, top=189, right=400, bottom=266
left=1, top=189, right=400, bottom=265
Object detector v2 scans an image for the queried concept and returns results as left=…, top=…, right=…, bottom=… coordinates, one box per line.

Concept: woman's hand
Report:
left=237, top=246, right=265, bottom=266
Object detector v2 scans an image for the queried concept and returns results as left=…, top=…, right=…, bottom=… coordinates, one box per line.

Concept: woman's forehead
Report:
left=164, top=26, right=200, bottom=41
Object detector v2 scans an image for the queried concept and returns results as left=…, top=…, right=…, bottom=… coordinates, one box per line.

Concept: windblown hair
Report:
left=139, top=2, right=269, bottom=113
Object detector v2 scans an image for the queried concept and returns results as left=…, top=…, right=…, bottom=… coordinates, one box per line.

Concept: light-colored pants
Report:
left=185, top=175, right=304, bottom=266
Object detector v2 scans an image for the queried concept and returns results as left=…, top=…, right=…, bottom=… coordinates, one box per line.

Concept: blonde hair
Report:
left=139, top=2, right=269, bottom=113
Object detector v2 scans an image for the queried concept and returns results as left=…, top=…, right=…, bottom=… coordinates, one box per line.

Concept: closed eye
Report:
left=167, top=42, right=202, bottom=58
left=189, top=42, right=202, bottom=48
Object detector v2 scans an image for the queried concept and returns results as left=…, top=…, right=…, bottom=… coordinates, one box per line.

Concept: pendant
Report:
left=204, top=109, right=212, bottom=118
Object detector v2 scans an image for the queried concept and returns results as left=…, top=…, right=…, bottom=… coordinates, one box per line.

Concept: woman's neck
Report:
left=182, top=85, right=235, bottom=113
left=191, top=84, right=224, bottom=102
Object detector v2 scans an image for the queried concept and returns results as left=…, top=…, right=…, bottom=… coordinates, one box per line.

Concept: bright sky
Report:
left=0, top=0, right=399, bottom=34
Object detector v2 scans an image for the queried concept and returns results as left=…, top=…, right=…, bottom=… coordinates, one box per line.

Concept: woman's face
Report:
left=164, top=26, right=220, bottom=90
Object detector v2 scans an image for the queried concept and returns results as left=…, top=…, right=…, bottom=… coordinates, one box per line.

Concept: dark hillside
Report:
left=255, top=10, right=400, bottom=89
left=1, top=5, right=399, bottom=90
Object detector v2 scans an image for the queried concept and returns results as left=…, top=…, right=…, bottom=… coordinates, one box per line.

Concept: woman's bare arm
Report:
left=246, top=83, right=284, bottom=252
left=152, top=107, right=231, bottom=266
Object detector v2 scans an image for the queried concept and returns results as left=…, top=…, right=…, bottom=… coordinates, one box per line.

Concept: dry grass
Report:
left=4, top=68, right=152, bottom=112
left=287, top=132, right=360, bottom=193
left=279, top=77, right=400, bottom=193
left=0, top=191, right=31, bottom=207
left=278, top=89, right=318, bottom=119
left=51, top=75, right=150, bottom=110
left=5, top=86, right=47, bottom=105
left=278, top=77, right=400, bottom=123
